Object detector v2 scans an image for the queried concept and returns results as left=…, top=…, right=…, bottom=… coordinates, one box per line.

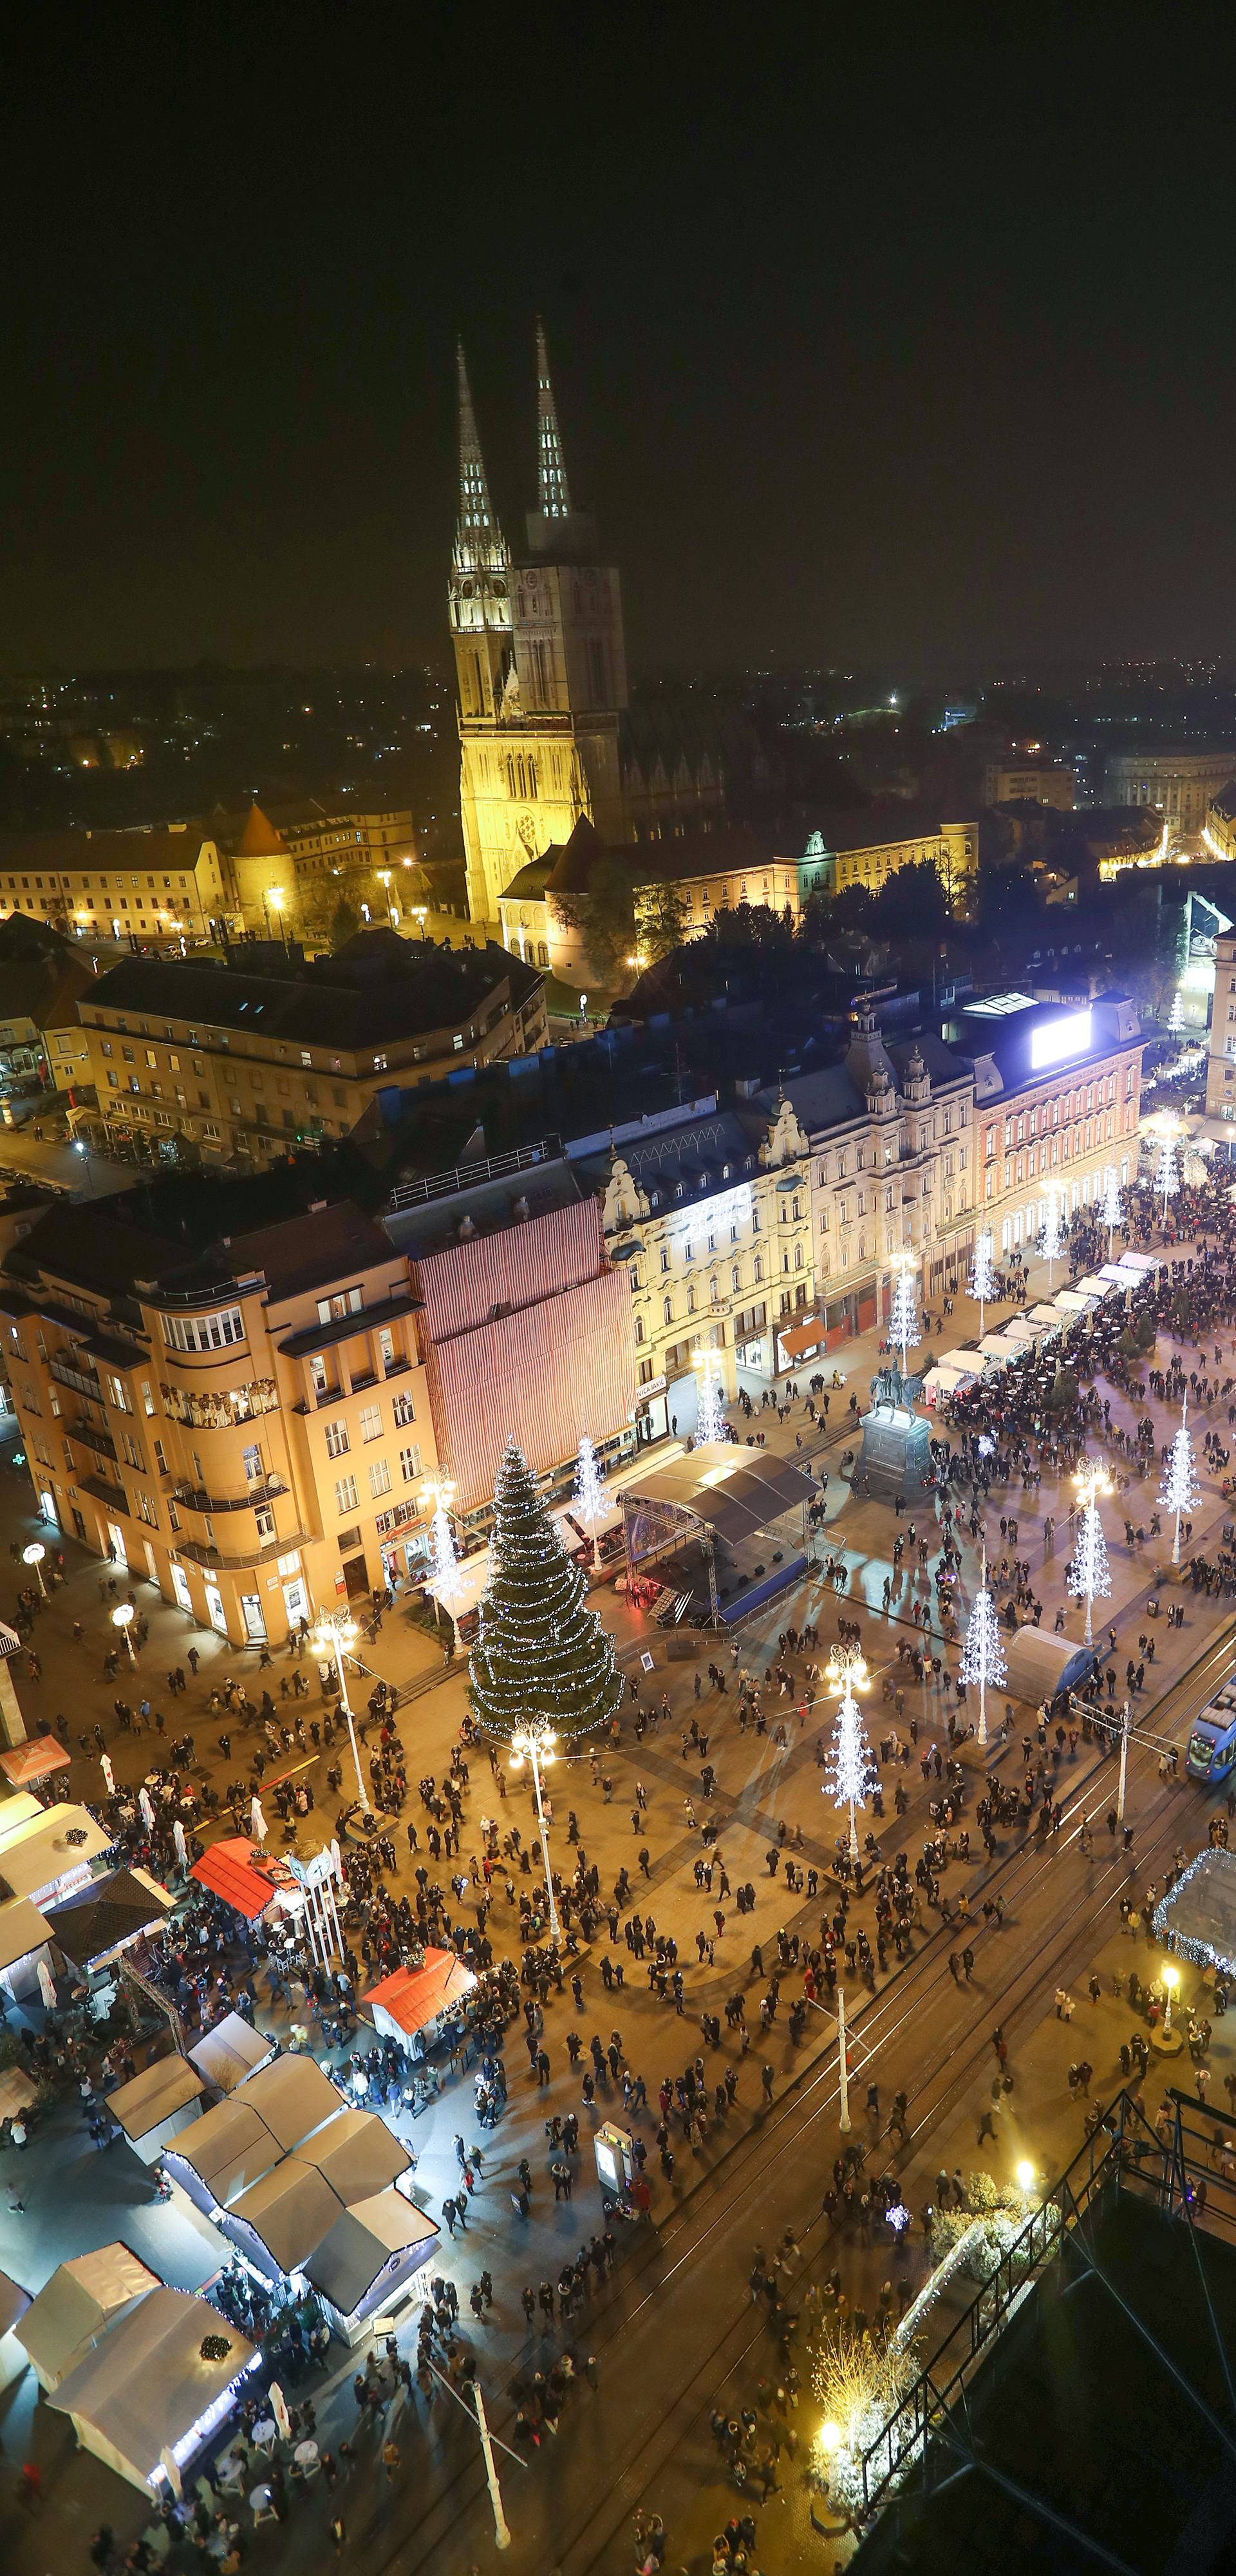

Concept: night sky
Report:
left=1, top=10, right=1230, bottom=677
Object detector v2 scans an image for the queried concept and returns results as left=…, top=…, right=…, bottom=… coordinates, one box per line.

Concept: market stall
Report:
left=0, top=2267, right=32, bottom=2392
left=47, top=2286, right=258, bottom=2500
left=16, top=2242, right=161, bottom=2392
left=188, top=2011, right=278, bottom=2098
left=361, top=1949, right=479, bottom=2059
left=106, top=2053, right=206, bottom=2164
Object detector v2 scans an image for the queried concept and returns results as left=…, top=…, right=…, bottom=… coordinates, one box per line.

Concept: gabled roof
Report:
left=230, top=2159, right=343, bottom=2273
left=304, top=2190, right=440, bottom=2316
left=17, top=2242, right=160, bottom=2386
left=236, top=802, right=286, bottom=859
left=48, top=2287, right=256, bottom=2477
left=233, top=2050, right=341, bottom=2150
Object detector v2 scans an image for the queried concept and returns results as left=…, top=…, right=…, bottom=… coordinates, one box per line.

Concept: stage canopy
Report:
left=621, top=1441, right=817, bottom=1560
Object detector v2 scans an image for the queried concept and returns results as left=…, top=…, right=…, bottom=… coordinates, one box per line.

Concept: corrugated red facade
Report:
left=411, top=1199, right=636, bottom=1511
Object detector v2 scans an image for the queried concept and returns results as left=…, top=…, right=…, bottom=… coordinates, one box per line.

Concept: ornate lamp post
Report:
left=509, top=1721, right=560, bottom=1940
left=112, top=1601, right=136, bottom=1663
left=307, top=1609, right=370, bottom=1812
left=22, top=1541, right=46, bottom=1598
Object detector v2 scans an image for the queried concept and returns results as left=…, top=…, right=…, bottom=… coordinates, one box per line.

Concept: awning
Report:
left=0, top=1736, right=71, bottom=1787
left=189, top=1837, right=281, bottom=1922
left=778, top=1314, right=825, bottom=1359
left=362, top=1949, right=478, bottom=2038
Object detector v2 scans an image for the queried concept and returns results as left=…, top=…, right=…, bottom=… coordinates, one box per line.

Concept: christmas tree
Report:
left=1066, top=1497, right=1111, bottom=1644
left=959, top=1553, right=1006, bottom=1745
left=968, top=1229, right=997, bottom=1333
left=1101, top=1165, right=1124, bottom=1248
left=1159, top=1399, right=1201, bottom=1564
left=694, top=1352, right=728, bottom=1445
left=889, top=1263, right=921, bottom=1372
left=469, top=1440, right=624, bottom=1743
left=823, top=1676, right=877, bottom=1859
left=573, top=1433, right=604, bottom=1527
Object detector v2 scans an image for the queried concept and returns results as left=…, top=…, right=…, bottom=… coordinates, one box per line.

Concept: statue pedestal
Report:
left=851, top=1403, right=935, bottom=1505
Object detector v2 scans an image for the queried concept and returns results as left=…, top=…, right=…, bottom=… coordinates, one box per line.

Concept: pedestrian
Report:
left=329, top=2516, right=347, bottom=2553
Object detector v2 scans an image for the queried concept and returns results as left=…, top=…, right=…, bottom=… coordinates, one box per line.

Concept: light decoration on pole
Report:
left=306, top=1609, right=370, bottom=1813
left=1168, top=988, right=1184, bottom=1036
left=823, top=1643, right=877, bottom=1861
left=1039, top=1188, right=1066, bottom=1283
left=509, top=1721, right=561, bottom=1941
left=1159, top=1395, right=1201, bottom=1566
left=1066, top=1462, right=1114, bottom=1645
left=112, top=1601, right=136, bottom=1663
left=1101, top=1164, right=1124, bottom=1256
left=958, top=1548, right=1006, bottom=1746
left=469, top=1440, right=623, bottom=1751
left=888, top=1257, right=921, bottom=1379
left=572, top=1433, right=605, bottom=1533
left=22, top=1540, right=46, bottom=1597
left=692, top=1347, right=727, bottom=1444
left=968, top=1229, right=996, bottom=1337
left=420, top=1475, right=462, bottom=1602
left=1154, top=1117, right=1181, bottom=1224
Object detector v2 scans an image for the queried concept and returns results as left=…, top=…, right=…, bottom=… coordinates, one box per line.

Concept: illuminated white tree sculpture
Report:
left=969, top=1229, right=997, bottom=1336
left=959, top=1550, right=1007, bottom=1746
left=693, top=1349, right=727, bottom=1445
left=1168, top=988, right=1184, bottom=1036
left=1101, top=1165, right=1124, bottom=1257
left=1156, top=1123, right=1180, bottom=1224
left=823, top=1646, right=877, bottom=1860
left=422, top=1475, right=462, bottom=1600
left=1040, top=1189, right=1066, bottom=1283
left=889, top=1260, right=921, bottom=1377
left=1067, top=1464, right=1113, bottom=1645
left=1159, top=1397, right=1201, bottom=1566
left=573, top=1433, right=604, bottom=1530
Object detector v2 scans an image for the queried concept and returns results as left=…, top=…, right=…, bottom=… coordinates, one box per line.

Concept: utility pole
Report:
left=837, top=1984, right=850, bottom=2132
left=425, top=2360, right=520, bottom=2549
left=1116, top=1699, right=1131, bottom=1827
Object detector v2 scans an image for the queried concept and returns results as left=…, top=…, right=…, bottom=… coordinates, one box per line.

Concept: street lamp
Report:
left=509, top=1721, right=560, bottom=1941
left=1162, top=1960, right=1180, bottom=2036
left=22, top=1541, right=46, bottom=1597
left=306, top=1610, right=371, bottom=1813
left=413, top=905, right=428, bottom=940
left=112, top=1602, right=136, bottom=1663
left=377, top=869, right=395, bottom=928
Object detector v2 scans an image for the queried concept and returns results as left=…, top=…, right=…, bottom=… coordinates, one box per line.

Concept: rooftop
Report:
left=81, top=931, right=540, bottom=1054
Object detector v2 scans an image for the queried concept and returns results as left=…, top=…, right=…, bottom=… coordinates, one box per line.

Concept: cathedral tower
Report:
left=453, top=323, right=630, bottom=931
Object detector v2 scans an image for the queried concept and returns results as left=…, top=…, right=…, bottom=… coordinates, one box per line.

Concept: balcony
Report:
left=50, top=1355, right=102, bottom=1402
left=78, top=1470, right=129, bottom=1515
left=70, top=1417, right=118, bottom=1464
left=171, top=1475, right=288, bottom=1516
left=173, top=1524, right=310, bottom=1574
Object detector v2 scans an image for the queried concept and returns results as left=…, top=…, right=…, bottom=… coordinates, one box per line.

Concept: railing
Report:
left=172, top=1475, right=288, bottom=1516
left=70, top=1417, right=118, bottom=1464
left=388, top=1133, right=563, bottom=1212
left=50, top=1354, right=101, bottom=1401
left=854, top=2086, right=1232, bottom=2519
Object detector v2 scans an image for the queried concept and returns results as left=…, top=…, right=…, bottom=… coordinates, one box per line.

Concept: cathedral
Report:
left=451, top=323, right=722, bottom=933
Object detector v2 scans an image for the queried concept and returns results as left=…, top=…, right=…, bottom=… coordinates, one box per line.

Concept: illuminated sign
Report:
left=1029, top=1009, right=1092, bottom=1071
left=662, top=1181, right=752, bottom=1240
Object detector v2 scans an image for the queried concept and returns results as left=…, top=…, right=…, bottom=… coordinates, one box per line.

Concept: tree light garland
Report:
left=1065, top=1463, right=1112, bottom=1645
left=1155, top=1124, right=1179, bottom=1222
left=1040, top=1189, right=1065, bottom=1278
left=1101, top=1164, right=1124, bottom=1254
left=823, top=1645, right=877, bottom=1859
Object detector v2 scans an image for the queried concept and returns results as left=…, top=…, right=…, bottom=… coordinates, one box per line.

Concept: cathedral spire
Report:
left=535, top=316, right=572, bottom=520
left=454, top=339, right=508, bottom=574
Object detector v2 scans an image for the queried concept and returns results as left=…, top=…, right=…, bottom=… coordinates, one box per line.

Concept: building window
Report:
left=324, top=1419, right=350, bottom=1459
left=162, top=1305, right=245, bottom=1353
left=359, top=1404, right=382, bottom=1442
left=334, top=1474, right=359, bottom=1514
left=370, top=1457, right=393, bottom=1498
left=391, top=1388, right=416, bottom=1426
left=398, top=1443, right=422, bottom=1483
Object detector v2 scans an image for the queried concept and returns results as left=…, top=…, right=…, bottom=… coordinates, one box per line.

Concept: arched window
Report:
left=663, top=1296, right=673, bottom=1326
left=687, top=1285, right=697, bottom=1314
left=753, top=1255, right=763, bottom=1282
left=537, top=942, right=549, bottom=965
left=634, top=1314, right=645, bottom=1345
left=794, top=1245, right=803, bottom=1270
left=731, top=1264, right=740, bottom=1293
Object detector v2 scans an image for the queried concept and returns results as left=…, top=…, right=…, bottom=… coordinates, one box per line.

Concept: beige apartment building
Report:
left=75, top=936, right=546, bottom=1166
left=959, top=991, right=1144, bottom=1251
left=982, top=761, right=1075, bottom=810
left=0, top=1199, right=440, bottom=1647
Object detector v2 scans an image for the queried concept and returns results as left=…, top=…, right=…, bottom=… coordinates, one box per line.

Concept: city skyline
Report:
left=1, top=14, right=1233, bottom=675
